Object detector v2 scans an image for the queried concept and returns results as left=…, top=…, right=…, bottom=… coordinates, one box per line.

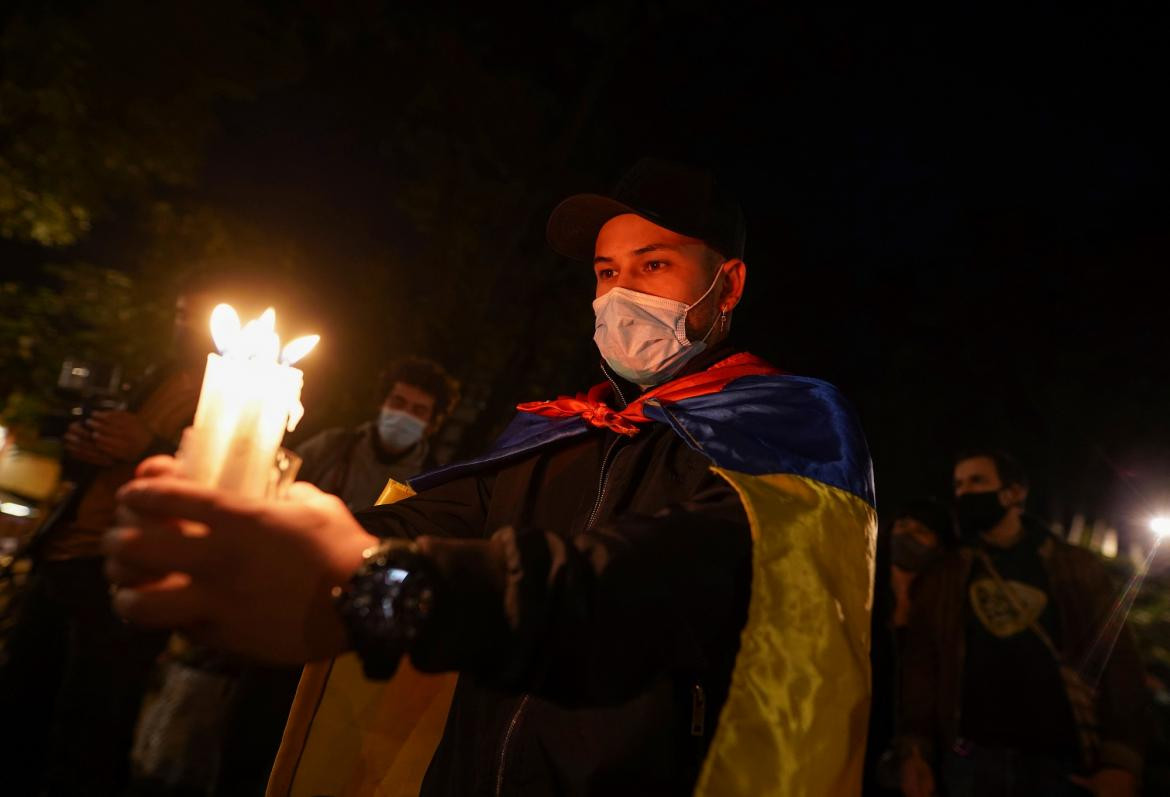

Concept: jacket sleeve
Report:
left=407, top=466, right=751, bottom=703
left=1078, top=553, right=1149, bottom=774
left=352, top=469, right=495, bottom=542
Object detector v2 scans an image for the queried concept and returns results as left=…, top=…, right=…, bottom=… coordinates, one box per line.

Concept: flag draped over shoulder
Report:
left=269, top=354, right=876, bottom=797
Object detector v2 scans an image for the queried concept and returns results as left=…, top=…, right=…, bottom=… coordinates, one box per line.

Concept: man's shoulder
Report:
left=651, top=372, right=874, bottom=505
left=664, top=372, right=860, bottom=436
left=1042, top=533, right=1114, bottom=579
left=297, top=425, right=363, bottom=456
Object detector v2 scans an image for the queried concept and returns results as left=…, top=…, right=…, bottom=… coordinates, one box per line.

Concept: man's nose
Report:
left=614, top=270, right=639, bottom=290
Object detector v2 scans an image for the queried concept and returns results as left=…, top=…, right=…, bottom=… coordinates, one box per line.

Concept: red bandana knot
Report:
left=580, top=402, right=640, bottom=436
left=516, top=352, right=782, bottom=438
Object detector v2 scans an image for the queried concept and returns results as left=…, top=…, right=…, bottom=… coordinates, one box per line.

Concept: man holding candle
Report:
left=105, top=160, right=877, bottom=796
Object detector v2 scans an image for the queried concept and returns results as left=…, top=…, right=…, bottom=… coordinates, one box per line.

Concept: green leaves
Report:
left=0, top=264, right=171, bottom=431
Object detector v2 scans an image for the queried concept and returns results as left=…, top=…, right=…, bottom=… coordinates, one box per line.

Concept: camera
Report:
left=56, top=358, right=130, bottom=423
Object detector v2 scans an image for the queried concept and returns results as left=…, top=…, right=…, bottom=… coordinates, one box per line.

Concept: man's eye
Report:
left=597, top=269, right=616, bottom=280
left=644, top=260, right=666, bottom=271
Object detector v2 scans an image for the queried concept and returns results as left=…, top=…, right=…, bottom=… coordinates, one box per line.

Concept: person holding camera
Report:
left=0, top=290, right=211, bottom=797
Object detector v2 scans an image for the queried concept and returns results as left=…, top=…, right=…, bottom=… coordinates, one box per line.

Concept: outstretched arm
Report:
left=374, top=469, right=750, bottom=702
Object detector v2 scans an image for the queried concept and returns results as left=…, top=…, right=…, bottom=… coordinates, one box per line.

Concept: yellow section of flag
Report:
left=695, top=470, right=876, bottom=797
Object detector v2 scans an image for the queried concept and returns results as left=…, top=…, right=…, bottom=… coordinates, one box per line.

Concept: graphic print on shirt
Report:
left=968, top=577, right=1048, bottom=638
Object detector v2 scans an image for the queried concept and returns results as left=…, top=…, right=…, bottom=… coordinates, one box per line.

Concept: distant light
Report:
left=1150, top=516, right=1170, bottom=539
left=70, top=367, right=90, bottom=378
left=0, top=502, right=34, bottom=518
left=1102, top=529, right=1119, bottom=558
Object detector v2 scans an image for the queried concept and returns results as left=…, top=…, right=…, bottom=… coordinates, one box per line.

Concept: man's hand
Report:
left=88, top=410, right=154, bottom=462
left=104, top=455, right=379, bottom=664
left=64, top=420, right=115, bottom=466
left=1070, top=768, right=1137, bottom=797
left=900, top=748, right=935, bottom=797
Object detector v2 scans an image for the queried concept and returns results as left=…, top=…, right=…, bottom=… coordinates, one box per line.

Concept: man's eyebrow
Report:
left=593, top=243, right=680, bottom=264
left=632, top=243, right=678, bottom=256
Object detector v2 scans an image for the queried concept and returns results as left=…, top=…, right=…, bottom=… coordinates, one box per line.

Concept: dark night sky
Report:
left=9, top=3, right=1170, bottom=535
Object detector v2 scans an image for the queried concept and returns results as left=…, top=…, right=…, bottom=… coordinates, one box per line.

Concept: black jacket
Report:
left=355, top=348, right=752, bottom=797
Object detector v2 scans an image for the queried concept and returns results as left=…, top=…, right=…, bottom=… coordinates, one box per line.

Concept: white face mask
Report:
left=377, top=407, right=427, bottom=452
left=592, top=269, right=724, bottom=387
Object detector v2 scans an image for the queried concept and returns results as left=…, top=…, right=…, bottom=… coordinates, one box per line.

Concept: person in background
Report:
left=295, top=356, right=460, bottom=510
left=0, top=288, right=213, bottom=797
left=888, top=498, right=954, bottom=631
left=898, top=449, right=1149, bottom=797
left=869, top=498, right=954, bottom=794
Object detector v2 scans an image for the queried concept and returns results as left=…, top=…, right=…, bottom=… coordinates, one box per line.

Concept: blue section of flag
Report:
left=409, top=412, right=586, bottom=493
left=643, top=375, right=874, bottom=507
left=409, top=375, right=873, bottom=508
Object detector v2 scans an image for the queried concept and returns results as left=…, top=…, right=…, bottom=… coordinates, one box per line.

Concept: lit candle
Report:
left=177, top=304, right=319, bottom=499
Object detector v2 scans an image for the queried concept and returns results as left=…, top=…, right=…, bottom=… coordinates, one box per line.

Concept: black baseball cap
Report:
left=547, top=158, right=746, bottom=262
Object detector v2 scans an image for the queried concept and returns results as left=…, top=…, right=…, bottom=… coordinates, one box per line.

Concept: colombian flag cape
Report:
left=269, top=354, right=877, bottom=797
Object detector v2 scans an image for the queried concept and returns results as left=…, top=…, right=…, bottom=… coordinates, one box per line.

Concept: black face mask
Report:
left=890, top=533, right=941, bottom=572
left=955, top=490, right=1009, bottom=539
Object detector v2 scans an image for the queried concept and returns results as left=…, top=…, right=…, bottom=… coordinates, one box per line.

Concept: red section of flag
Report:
left=517, top=352, right=781, bottom=436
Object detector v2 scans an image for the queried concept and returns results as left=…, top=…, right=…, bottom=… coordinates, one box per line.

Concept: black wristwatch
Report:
left=333, top=538, right=437, bottom=680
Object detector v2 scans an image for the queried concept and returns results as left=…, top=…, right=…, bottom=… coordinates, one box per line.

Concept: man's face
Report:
left=593, top=214, right=724, bottom=340
left=952, top=456, right=1003, bottom=497
left=953, top=455, right=1028, bottom=510
left=383, top=381, right=437, bottom=429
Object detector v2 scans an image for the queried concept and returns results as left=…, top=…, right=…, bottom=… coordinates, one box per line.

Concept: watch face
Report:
left=335, top=542, right=433, bottom=679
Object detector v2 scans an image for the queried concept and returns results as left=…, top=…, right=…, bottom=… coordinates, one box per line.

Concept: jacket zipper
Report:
left=601, top=360, right=628, bottom=408
left=585, top=435, right=624, bottom=530
left=495, top=694, right=531, bottom=797
left=691, top=683, right=706, bottom=736
left=585, top=362, right=629, bottom=530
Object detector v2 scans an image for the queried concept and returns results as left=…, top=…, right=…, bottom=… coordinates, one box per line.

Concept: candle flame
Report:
left=208, top=303, right=315, bottom=365
left=281, top=335, right=320, bottom=366
left=238, top=316, right=280, bottom=362
left=209, top=304, right=241, bottom=354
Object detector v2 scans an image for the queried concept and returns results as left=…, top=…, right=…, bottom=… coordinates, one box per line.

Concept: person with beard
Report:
left=0, top=288, right=213, bottom=796
left=294, top=357, right=459, bottom=512
left=897, top=450, right=1148, bottom=797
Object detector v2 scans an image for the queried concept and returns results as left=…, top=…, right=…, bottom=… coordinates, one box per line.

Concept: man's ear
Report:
left=719, top=259, right=747, bottom=313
